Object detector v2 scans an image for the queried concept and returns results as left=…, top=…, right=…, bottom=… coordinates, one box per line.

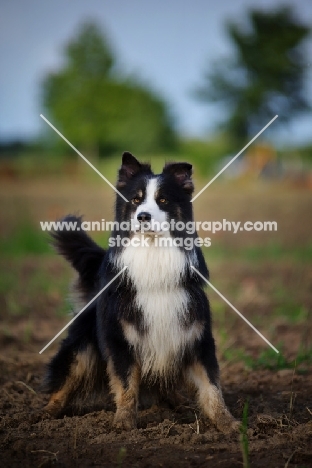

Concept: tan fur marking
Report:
left=45, top=386, right=71, bottom=415
left=185, top=362, right=239, bottom=434
left=107, top=357, right=140, bottom=430
left=45, top=346, right=97, bottom=415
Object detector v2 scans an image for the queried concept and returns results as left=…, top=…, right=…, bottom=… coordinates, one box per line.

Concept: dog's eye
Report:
left=159, top=198, right=167, bottom=204
left=132, top=197, right=141, bottom=205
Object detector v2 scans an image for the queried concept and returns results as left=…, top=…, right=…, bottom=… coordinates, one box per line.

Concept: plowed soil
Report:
left=1, top=179, right=312, bottom=467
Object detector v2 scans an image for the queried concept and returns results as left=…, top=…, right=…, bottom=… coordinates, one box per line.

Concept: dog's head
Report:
left=115, top=152, right=194, bottom=237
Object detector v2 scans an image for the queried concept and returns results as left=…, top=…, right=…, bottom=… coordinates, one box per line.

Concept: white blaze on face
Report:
left=134, top=177, right=167, bottom=233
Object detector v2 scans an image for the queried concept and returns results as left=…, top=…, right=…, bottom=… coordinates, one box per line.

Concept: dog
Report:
left=43, top=152, right=238, bottom=433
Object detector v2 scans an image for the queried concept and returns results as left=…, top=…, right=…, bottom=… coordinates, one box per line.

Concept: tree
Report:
left=195, top=7, right=311, bottom=144
left=42, top=22, right=176, bottom=156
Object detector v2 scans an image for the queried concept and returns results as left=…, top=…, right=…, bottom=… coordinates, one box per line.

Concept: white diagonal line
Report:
left=191, top=115, right=278, bottom=202
left=40, top=114, right=129, bottom=203
left=191, top=265, right=279, bottom=353
left=39, top=266, right=127, bottom=354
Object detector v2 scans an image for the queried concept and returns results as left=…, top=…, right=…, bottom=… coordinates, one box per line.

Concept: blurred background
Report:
left=1, top=0, right=312, bottom=369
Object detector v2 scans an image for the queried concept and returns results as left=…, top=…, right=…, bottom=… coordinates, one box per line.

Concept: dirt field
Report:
left=1, top=174, right=312, bottom=467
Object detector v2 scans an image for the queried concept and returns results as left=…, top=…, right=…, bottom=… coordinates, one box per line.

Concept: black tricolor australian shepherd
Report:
left=43, top=152, right=238, bottom=433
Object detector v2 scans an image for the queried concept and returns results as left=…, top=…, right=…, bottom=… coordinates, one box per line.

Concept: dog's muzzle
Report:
left=135, top=211, right=156, bottom=234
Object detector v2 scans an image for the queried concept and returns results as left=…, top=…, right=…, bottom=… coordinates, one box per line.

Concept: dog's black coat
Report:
left=43, top=153, right=236, bottom=432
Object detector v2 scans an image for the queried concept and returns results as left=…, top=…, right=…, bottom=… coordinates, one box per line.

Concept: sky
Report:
left=0, top=0, right=312, bottom=145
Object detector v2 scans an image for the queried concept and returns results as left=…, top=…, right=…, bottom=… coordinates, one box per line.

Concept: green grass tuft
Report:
left=0, top=221, right=51, bottom=256
left=240, top=401, right=250, bottom=468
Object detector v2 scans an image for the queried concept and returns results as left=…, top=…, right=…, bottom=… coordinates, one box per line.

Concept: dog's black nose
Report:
left=137, top=212, right=152, bottom=222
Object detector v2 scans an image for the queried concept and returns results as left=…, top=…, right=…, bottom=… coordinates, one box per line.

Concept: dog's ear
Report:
left=163, top=162, right=194, bottom=194
left=117, top=152, right=143, bottom=188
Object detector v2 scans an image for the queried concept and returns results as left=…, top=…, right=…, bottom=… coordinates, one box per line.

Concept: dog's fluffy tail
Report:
left=50, top=215, right=106, bottom=298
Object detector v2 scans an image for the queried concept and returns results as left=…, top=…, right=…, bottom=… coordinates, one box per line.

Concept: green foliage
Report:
left=117, top=447, right=127, bottom=466
left=0, top=255, right=71, bottom=318
left=293, top=143, right=312, bottom=162
left=65, top=21, right=114, bottom=78
left=42, top=21, right=176, bottom=156
left=178, top=135, right=231, bottom=176
left=244, top=347, right=289, bottom=370
left=242, top=346, right=312, bottom=371
left=203, top=242, right=312, bottom=264
left=0, top=222, right=51, bottom=256
left=240, top=401, right=250, bottom=468
left=196, top=6, right=311, bottom=144
left=220, top=337, right=312, bottom=372
left=23, top=320, right=34, bottom=344
left=273, top=303, right=309, bottom=324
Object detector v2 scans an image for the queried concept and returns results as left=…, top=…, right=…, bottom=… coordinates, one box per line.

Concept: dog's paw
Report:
left=113, top=410, right=137, bottom=431
left=43, top=400, right=62, bottom=417
left=216, top=418, right=241, bottom=435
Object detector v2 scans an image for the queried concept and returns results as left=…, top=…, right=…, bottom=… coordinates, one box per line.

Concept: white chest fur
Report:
left=117, top=241, right=202, bottom=380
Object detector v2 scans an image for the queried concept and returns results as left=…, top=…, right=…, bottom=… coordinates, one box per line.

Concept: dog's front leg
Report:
left=185, top=361, right=239, bottom=434
left=107, top=356, right=140, bottom=430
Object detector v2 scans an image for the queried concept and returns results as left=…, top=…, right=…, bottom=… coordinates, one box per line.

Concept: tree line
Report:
left=41, top=6, right=311, bottom=156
